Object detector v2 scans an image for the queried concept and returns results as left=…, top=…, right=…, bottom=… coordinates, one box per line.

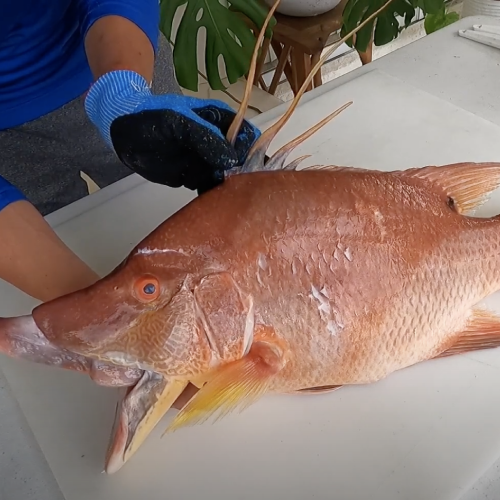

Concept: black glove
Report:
left=84, top=70, right=261, bottom=194
left=110, top=105, right=259, bottom=194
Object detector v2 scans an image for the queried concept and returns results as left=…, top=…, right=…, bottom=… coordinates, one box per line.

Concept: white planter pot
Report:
left=462, top=0, right=500, bottom=17
left=263, top=0, right=342, bottom=17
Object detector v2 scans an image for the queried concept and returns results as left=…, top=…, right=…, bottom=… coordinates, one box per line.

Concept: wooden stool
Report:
left=256, top=1, right=347, bottom=96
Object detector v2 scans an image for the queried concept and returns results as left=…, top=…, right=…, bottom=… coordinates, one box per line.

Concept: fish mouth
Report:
left=104, top=372, right=199, bottom=474
left=0, top=314, right=202, bottom=473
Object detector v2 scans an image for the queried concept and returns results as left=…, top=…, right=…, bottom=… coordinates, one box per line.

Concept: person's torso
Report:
left=0, top=0, right=93, bottom=130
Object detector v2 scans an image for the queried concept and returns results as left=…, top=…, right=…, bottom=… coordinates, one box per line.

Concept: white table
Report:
left=2, top=14, right=500, bottom=500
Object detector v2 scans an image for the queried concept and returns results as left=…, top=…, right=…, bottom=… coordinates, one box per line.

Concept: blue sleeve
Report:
left=0, top=176, right=27, bottom=212
left=77, top=0, right=160, bottom=52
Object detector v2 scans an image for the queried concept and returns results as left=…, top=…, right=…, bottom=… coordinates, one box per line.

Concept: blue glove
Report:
left=85, top=70, right=261, bottom=193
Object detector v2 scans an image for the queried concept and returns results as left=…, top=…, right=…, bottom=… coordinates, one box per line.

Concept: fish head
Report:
left=27, top=239, right=216, bottom=472
left=32, top=244, right=213, bottom=378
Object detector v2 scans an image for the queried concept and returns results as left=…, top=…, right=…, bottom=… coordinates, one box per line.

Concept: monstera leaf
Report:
left=160, top=0, right=276, bottom=92
left=341, top=0, right=457, bottom=54
left=424, top=5, right=459, bottom=34
left=341, top=0, right=412, bottom=53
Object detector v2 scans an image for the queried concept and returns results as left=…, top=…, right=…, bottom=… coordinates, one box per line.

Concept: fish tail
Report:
left=397, top=162, right=500, bottom=215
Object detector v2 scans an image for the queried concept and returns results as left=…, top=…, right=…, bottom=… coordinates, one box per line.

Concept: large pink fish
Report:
left=3, top=0, right=500, bottom=474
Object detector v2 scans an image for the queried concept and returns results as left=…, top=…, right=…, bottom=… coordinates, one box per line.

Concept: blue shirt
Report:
left=0, top=0, right=159, bottom=131
left=0, top=0, right=160, bottom=210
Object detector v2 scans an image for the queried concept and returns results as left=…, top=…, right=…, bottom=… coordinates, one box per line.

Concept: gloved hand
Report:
left=84, top=70, right=261, bottom=193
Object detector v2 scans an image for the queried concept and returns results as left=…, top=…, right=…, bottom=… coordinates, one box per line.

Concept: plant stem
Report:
left=355, top=27, right=374, bottom=65
left=164, top=35, right=264, bottom=114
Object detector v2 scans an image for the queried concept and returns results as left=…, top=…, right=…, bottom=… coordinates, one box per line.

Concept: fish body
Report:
left=3, top=162, right=500, bottom=473
left=31, top=164, right=500, bottom=397
left=211, top=168, right=500, bottom=391
left=174, top=166, right=493, bottom=389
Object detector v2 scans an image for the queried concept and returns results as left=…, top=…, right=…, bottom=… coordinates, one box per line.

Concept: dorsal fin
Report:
left=395, top=162, right=500, bottom=214
left=226, top=0, right=280, bottom=146
left=226, top=0, right=396, bottom=172
left=301, top=165, right=354, bottom=172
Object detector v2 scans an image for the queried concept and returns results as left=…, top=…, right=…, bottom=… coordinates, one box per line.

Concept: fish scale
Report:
left=193, top=169, right=500, bottom=392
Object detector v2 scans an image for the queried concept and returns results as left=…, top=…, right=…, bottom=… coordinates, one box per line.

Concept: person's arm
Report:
left=0, top=179, right=99, bottom=302
left=81, top=0, right=261, bottom=194
left=85, top=15, right=155, bottom=83
left=78, top=0, right=159, bottom=82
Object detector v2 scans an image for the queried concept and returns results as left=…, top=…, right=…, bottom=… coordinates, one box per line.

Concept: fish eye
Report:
left=134, top=276, right=160, bottom=302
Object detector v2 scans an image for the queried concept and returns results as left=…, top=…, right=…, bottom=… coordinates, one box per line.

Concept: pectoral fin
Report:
left=165, top=340, right=285, bottom=433
left=436, top=309, right=500, bottom=358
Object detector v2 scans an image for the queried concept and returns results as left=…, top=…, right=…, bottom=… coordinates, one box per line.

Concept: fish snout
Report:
left=29, top=274, right=161, bottom=358
left=31, top=275, right=214, bottom=377
left=0, top=315, right=58, bottom=362
left=31, top=294, right=133, bottom=357
left=0, top=314, right=143, bottom=387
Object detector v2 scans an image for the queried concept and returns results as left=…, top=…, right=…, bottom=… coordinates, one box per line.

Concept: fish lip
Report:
left=105, top=386, right=133, bottom=474
left=103, top=371, right=190, bottom=474
left=104, top=372, right=153, bottom=474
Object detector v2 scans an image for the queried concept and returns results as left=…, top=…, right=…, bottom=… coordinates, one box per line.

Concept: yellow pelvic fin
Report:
left=397, top=162, right=500, bottom=214
left=164, top=340, right=284, bottom=433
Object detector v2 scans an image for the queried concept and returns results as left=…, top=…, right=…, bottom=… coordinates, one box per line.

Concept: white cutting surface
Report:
left=2, top=67, right=500, bottom=500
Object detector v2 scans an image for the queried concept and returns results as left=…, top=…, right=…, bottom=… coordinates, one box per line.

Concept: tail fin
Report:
left=396, top=162, right=500, bottom=215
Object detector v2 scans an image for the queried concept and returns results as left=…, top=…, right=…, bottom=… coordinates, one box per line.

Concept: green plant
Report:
left=340, top=0, right=459, bottom=64
left=424, top=4, right=459, bottom=34
left=160, top=0, right=276, bottom=92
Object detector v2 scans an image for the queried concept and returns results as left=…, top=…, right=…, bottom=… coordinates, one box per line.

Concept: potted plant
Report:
left=340, top=0, right=459, bottom=64
left=262, top=0, right=342, bottom=17
left=160, top=0, right=276, bottom=92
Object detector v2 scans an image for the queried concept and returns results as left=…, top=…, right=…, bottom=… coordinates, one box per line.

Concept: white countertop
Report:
left=2, top=14, right=500, bottom=500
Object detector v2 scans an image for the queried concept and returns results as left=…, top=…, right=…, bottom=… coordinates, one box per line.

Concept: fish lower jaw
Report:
left=101, top=351, right=141, bottom=366
left=89, top=351, right=159, bottom=374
